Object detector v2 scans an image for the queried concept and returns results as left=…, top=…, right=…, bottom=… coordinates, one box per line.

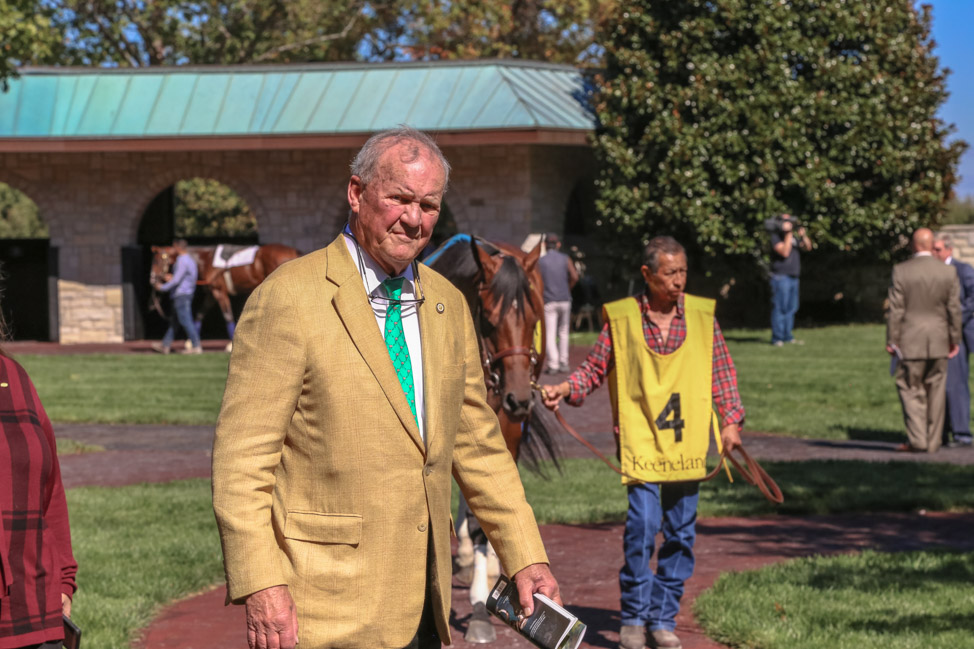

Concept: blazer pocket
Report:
left=284, top=511, right=363, bottom=546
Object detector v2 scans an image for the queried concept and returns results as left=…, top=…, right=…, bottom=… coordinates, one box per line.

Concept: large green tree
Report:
left=592, top=0, right=967, bottom=266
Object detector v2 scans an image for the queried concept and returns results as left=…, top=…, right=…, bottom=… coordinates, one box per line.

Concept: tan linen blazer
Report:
left=887, top=254, right=962, bottom=359
left=211, top=236, right=547, bottom=649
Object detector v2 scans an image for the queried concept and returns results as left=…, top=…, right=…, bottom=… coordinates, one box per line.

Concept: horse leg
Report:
left=456, top=492, right=474, bottom=569
left=486, top=541, right=500, bottom=582
left=213, top=287, right=235, bottom=352
left=465, top=540, right=498, bottom=644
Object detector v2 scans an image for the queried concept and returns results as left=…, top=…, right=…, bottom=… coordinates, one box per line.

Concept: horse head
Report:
left=149, top=245, right=177, bottom=288
left=471, top=238, right=544, bottom=422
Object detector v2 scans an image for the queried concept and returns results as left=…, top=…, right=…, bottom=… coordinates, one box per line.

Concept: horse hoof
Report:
left=465, top=604, right=496, bottom=644
left=454, top=563, right=473, bottom=586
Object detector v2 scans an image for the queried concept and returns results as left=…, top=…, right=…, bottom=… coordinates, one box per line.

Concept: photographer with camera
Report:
left=767, top=213, right=811, bottom=346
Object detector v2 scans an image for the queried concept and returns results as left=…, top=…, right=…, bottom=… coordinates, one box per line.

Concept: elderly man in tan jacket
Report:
left=886, top=227, right=962, bottom=453
left=212, top=127, right=559, bottom=649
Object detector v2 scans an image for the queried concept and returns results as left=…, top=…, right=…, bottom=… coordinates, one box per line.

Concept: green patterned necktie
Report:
left=381, top=277, right=418, bottom=425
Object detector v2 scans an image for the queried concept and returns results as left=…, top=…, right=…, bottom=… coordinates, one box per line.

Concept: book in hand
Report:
left=63, top=614, right=81, bottom=649
left=485, top=574, right=586, bottom=649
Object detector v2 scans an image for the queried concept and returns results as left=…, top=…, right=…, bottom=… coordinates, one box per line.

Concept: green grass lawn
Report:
left=18, top=324, right=907, bottom=439
left=19, top=353, right=229, bottom=424
left=694, top=549, right=974, bottom=649
left=67, top=480, right=223, bottom=649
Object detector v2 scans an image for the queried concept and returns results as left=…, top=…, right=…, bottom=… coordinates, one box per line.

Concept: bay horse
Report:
left=424, top=234, right=560, bottom=643
left=150, top=243, right=300, bottom=344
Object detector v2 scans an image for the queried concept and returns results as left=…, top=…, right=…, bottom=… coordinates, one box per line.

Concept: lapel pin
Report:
left=436, top=303, right=445, bottom=313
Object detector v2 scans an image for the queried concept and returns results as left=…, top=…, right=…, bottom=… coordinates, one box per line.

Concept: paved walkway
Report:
left=36, top=341, right=974, bottom=648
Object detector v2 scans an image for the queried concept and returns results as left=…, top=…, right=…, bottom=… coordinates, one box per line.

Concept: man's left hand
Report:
left=720, top=423, right=742, bottom=452
left=512, top=563, right=561, bottom=617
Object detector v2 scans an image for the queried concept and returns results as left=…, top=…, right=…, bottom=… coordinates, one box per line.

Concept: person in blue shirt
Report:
left=152, top=239, right=202, bottom=354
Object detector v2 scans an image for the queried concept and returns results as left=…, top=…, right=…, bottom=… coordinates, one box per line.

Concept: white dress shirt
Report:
left=344, top=230, right=427, bottom=442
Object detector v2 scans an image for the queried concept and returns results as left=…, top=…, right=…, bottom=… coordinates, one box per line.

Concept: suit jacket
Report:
left=887, top=254, right=962, bottom=360
left=948, top=257, right=974, bottom=351
left=212, top=236, right=548, bottom=648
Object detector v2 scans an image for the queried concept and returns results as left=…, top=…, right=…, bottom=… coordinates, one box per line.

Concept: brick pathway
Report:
left=40, top=341, right=974, bottom=649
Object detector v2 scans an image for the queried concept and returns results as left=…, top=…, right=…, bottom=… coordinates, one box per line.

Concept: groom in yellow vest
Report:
left=541, top=236, right=744, bottom=649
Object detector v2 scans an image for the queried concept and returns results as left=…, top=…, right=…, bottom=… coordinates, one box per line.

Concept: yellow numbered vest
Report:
left=604, top=294, right=721, bottom=485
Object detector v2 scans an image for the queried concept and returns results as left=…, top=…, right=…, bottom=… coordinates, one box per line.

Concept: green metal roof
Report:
left=0, top=60, right=594, bottom=139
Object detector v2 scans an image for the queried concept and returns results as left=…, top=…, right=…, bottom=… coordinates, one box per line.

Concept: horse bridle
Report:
left=480, top=342, right=540, bottom=396
left=475, top=277, right=543, bottom=397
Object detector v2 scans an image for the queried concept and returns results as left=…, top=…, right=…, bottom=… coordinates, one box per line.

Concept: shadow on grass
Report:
left=831, top=426, right=903, bottom=443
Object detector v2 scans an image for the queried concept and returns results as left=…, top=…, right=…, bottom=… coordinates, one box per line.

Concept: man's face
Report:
left=933, top=241, right=950, bottom=262
left=641, top=252, right=687, bottom=303
left=347, top=142, right=445, bottom=276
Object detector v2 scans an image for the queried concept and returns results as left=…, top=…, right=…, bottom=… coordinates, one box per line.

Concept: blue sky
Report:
left=926, top=0, right=974, bottom=198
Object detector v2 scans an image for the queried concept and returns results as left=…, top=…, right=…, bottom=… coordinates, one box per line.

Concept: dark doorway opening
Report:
left=128, top=181, right=259, bottom=341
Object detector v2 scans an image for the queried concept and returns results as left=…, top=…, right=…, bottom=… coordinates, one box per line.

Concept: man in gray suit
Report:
left=887, top=228, right=962, bottom=453
left=933, top=233, right=974, bottom=447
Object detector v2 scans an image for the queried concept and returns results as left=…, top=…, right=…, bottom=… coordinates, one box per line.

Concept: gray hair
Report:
left=350, top=126, right=451, bottom=190
left=935, top=233, right=954, bottom=250
left=642, top=236, right=686, bottom=272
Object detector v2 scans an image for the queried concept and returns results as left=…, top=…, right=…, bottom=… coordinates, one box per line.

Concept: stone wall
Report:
left=57, top=280, right=124, bottom=343
left=939, top=225, right=974, bottom=263
left=1, top=143, right=592, bottom=342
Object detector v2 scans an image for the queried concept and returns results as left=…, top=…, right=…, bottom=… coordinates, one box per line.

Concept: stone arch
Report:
left=129, top=165, right=267, bottom=243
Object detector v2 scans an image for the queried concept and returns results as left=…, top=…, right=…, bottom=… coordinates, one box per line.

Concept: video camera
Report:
left=764, top=214, right=800, bottom=234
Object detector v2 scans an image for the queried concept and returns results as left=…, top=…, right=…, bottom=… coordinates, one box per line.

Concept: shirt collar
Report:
left=915, top=251, right=933, bottom=257
left=639, top=290, right=685, bottom=319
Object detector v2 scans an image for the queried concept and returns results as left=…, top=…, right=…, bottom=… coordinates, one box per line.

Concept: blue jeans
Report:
left=619, top=482, right=699, bottom=631
left=770, top=274, right=800, bottom=343
left=162, top=294, right=201, bottom=348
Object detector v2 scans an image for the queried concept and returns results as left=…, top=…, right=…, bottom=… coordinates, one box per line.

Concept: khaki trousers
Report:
left=895, top=357, right=948, bottom=452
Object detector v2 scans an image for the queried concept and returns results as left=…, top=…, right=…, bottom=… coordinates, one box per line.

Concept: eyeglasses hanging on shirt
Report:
left=343, top=222, right=427, bottom=308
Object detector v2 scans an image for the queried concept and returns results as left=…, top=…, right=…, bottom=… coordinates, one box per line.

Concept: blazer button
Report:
left=418, top=522, right=428, bottom=532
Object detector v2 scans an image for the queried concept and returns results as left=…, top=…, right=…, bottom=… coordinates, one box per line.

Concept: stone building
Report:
left=0, top=60, right=597, bottom=342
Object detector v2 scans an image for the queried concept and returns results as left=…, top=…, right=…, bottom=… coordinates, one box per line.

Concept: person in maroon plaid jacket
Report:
left=0, top=330, right=78, bottom=648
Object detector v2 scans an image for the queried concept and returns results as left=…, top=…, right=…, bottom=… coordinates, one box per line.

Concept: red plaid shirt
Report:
left=567, top=292, right=745, bottom=429
left=0, top=354, right=78, bottom=648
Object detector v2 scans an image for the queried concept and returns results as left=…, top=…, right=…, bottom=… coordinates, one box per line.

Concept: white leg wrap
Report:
left=469, top=544, right=489, bottom=605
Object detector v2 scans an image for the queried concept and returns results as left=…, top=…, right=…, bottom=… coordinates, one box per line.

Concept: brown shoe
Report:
left=619, top=624, right=646, bottom=649
left=894, top=443, right=923, bottom=453
left=150, top=342, right=170, bottom=355
left=648, top=629, right=682, bottom=649
left=179, top=345, right=203, bottom=355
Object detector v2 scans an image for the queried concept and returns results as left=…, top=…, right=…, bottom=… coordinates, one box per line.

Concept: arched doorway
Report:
left=0, top=182, right=55, bottom=340
left=125, top=178, right=259, bottom=341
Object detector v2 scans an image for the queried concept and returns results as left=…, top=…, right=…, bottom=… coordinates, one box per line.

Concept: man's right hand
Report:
left=245, top=585, right=299, bottom=649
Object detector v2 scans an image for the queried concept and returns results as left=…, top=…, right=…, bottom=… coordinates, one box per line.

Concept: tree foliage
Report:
left=0, top=0, right=61, bottom=87
left=0, top=182, right=47, bottom=238
left=48, top=0, right=610, bottom=67
left=381, top=0, right=612, bottom=63
left=592, top=0, right=968, bottom=267
left=173, top=179, right=256, bottom=238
